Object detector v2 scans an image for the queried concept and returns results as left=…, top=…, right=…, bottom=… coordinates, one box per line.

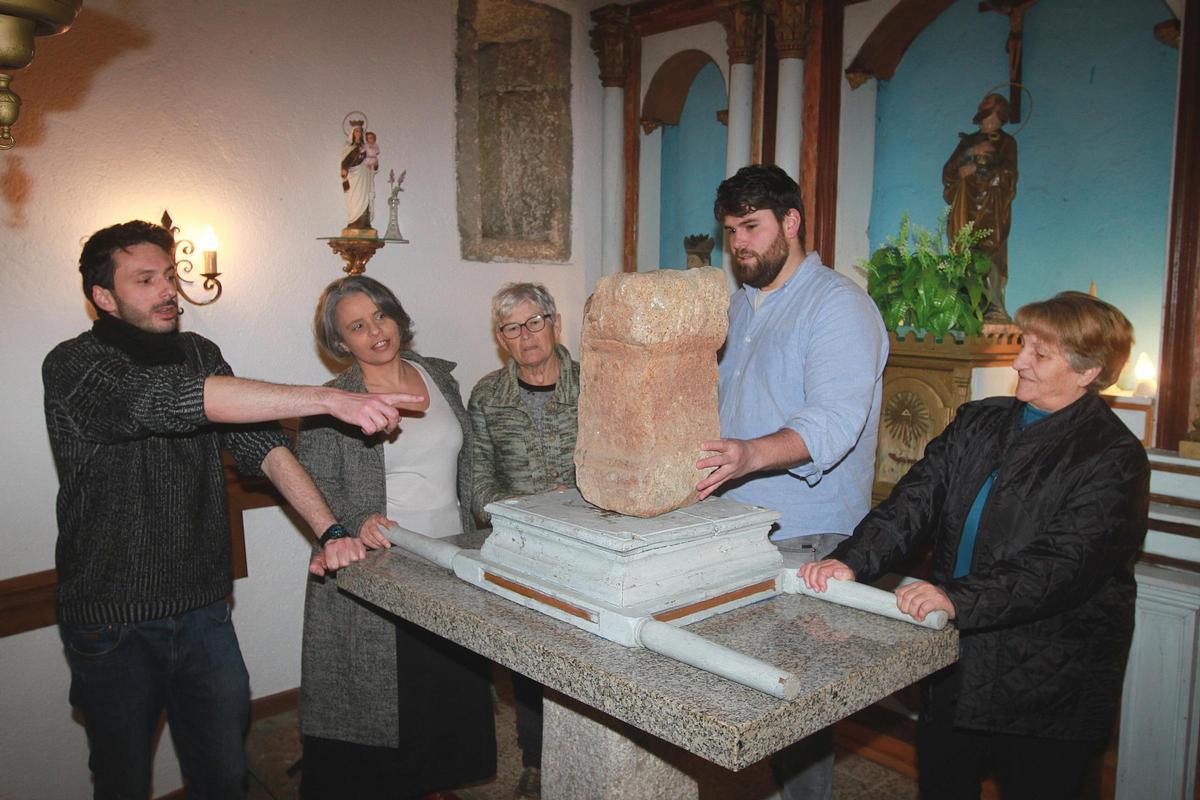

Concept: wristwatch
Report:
left=318, top=522, right=351, bottom=546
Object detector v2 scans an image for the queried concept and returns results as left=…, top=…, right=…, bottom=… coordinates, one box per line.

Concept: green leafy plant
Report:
left=865, top=212, right=993, bottom=338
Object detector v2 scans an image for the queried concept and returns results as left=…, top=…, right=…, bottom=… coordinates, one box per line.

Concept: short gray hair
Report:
left=490, top=282, right=558, bottom=329
left=314, top=275, right=414, bottom=360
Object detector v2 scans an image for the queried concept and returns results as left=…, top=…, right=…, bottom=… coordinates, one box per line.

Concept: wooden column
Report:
left=800, top=0, right=843, bottom=264
left=717, top=0, right=762, bottom=178
left=765, top=0, right=811, bottom=182
left=1157, top=0, right=1200, bottom=449
left=590, top=4, right=635, bottom=275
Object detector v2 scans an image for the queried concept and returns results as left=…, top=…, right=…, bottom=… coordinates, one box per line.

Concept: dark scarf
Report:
left=92, top=311, right=186, bottom=366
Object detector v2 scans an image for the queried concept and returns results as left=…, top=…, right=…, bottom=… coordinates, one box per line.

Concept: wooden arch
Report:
left=844, top=0, right=956, bottom=88
left=640, top=49, right=720, bottom=134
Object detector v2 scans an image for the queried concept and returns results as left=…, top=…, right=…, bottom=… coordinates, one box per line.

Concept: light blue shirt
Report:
left=717, top=252, right=888, bottom=540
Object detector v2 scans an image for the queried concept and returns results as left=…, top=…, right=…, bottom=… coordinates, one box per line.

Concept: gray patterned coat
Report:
left=297, top=352, right=475, bottom=747
left=467, top=344, right=580, bottom=525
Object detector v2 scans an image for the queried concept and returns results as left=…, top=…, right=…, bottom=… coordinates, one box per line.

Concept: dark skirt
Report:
left=301, top=617, right=496, bottom=800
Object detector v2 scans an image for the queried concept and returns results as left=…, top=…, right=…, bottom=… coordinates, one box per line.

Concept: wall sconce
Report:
left=1134, top=352, right=1158, bottom=398
left=161, top=210, right=222, bottom=306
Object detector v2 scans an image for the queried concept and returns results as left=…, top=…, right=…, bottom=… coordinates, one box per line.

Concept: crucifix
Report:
left=979, top=0, right=1039, bottom=123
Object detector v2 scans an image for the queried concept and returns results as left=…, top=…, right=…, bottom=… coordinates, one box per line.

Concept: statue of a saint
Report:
left=942, top=92, right=1018, bottom=321
left=340, top=120, right=374, bottom=233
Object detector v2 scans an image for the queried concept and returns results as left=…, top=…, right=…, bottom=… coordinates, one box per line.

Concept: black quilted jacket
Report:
left=832, top=392, right=1148, bottom=740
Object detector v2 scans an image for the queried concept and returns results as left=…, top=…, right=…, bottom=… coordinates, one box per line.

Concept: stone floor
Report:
left=243, top=667, right=917, bottom=800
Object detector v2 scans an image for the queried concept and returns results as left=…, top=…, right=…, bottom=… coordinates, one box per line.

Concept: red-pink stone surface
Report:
left=575, top=267, right=729, bottom=517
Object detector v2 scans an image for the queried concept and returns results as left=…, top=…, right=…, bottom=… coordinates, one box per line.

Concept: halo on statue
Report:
left=982, top=82, right=1034, bottom=136
left=342, top=110, right=369, bottom=138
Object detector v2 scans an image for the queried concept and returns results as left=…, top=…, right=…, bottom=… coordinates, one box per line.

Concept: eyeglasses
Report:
left=499, top=314, right=548, bottom=339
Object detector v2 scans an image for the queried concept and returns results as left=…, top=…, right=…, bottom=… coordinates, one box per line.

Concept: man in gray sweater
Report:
left=42, top=220, right=420, bottom=799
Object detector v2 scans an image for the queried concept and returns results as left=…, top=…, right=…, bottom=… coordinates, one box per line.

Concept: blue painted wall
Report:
left=660, top=61, right=728, bottom=269
left=867, top=0, right=1178, bottom=378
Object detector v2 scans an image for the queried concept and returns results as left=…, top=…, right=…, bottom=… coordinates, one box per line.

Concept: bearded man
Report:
left=696, top=164, right=887, bottom=800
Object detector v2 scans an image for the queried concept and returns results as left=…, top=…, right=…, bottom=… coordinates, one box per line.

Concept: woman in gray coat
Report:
left=297, top=275, right=495, bottom=800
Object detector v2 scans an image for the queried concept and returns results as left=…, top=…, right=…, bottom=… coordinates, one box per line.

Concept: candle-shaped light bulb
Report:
left=199, top=225, right=219, bottom=275
left=1134, top=353, right=1155, bottom=382
left=1133, top=352, right=1157, bottom=397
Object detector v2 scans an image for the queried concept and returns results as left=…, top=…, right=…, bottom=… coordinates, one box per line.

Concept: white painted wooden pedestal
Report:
left=478, top=489, right=783, bottom=627
left=383, top=489, right=946, bottom=703
left=1115, top=451, right=1200, bottom=799
left=1117, top=564, right=1200, bottom=799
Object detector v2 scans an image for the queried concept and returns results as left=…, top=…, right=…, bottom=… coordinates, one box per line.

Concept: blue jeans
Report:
left=61, top=598, right=251, bottom=800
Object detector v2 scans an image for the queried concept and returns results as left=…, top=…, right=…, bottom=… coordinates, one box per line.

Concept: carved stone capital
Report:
left=590, top=4, right=632, bottom=87
left=716, top=0, right=761, bottom=66
left=763, top=0, right=810, bottom=60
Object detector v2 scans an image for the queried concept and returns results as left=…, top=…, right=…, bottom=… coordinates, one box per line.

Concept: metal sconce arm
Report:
left=161, top=210, right=222, bottom=306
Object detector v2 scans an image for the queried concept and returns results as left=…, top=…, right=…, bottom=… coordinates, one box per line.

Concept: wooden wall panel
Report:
left=1157, top=0, right=1200, bottom=450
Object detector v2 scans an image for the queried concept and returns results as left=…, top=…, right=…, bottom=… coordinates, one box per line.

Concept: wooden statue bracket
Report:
left=319, top=233, right=386, bottom=275
left=874, top=327, right=1022, bottom=504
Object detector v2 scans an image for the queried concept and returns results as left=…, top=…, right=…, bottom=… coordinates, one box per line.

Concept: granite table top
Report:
left=337, top=533, right=958, bottom=771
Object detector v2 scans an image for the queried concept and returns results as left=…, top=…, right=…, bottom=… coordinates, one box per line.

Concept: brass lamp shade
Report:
left=0, top=0, right=81, bottom=149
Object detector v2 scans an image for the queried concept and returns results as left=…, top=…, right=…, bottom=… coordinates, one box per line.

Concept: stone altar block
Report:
left=575, top=266, right=728, bottom=517
left=337, top=521, right=959, bottom=797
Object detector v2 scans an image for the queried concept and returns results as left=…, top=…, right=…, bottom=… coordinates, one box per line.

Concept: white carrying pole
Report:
left=383, top=524, right=805, bottom=700
left=381, top=524, right=462, bottom=570
left=636, top=618, right=801, bottom=701
left=780, top=571, right=949, bottom=631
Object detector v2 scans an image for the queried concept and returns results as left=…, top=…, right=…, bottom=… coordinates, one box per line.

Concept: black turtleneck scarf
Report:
left=91, top=311, right=186, bottom=366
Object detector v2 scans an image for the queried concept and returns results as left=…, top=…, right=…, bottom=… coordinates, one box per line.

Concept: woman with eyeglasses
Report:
left=467, top=282, right=579, bottom=799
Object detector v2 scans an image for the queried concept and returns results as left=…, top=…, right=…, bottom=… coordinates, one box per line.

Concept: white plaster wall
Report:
left=637, top=126, right=663, bottom=270
left=834, top=0, right=899, bottom=283
left=0, top=1, right=604, bottom=797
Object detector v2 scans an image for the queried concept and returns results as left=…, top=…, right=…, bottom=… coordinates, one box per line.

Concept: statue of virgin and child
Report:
left=340, top=118, right=379, bottom=235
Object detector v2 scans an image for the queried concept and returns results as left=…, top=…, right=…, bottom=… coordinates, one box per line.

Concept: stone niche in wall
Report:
left=456, top=0, right=572, bottom=263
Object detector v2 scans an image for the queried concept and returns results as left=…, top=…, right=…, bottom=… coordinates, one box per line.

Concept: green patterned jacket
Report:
left=468, top=343, right=580, bottom=525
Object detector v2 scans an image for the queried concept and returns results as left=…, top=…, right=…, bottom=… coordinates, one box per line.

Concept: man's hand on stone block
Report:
left=695, top=437, right=757, bottom=499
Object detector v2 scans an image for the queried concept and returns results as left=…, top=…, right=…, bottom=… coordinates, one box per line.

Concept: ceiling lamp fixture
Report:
left=0, top=0, right=82, bottom=150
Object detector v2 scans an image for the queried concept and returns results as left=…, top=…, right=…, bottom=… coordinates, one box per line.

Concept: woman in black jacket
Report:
left=801, top=291, right=1148, bottom=800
